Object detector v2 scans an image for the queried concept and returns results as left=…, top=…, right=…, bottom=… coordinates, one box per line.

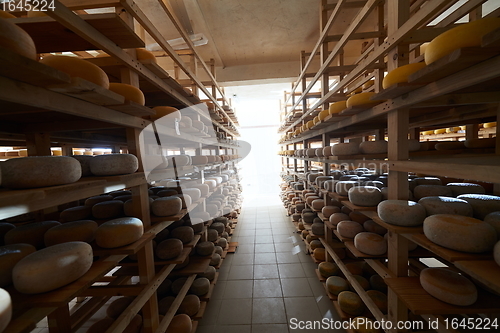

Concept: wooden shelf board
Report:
left=328, top=192, right=349, bottom=202
left=47, top=77, right=125, bottom=106
left=227, top=242, right=238, bottom=253
left=386, top=277, right=500, bottom=315
left=109, top=101, right=155, bottom=117
left=342, top=200, right=377, bottom=212
left=4, top=306, right=56, bottom=333
left=371, top=82, right=423, bottom=101
left=12, top=13, right=144, bottom=53
left=170, top=256, right=211, bottom=276
left=92, top=232, right=155, bottom=256
left=0, top=46, right=71, bottom=87
left=361, top=211, right=423, bottom=234
left=191, top=320, right=199, bottom=333
left=409, top=47, right=500, bottom=85
left=340, top=102, right=381, bottom=115
left=184, top=235, right=202, bottom=248
left=333, top=229, right=353, bottom=243
left=403, top=233, right=493, bottom=262
left=454, top=260, right=500, bottom=295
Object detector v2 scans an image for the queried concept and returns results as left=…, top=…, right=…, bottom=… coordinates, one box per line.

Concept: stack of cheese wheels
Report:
left=378, top=200, right=426, bottom=226
left=331, top=142, right=359, bottom=156
left=1, top=156, right=82, bottom=189
left=13, top=242, right=93, bottom=294
left=382, top=62, right=426, bottom=89
left=95, top=217, right=144, bottom=248
left=108, top=83, right=145, bottom=105
left=40, top=55, right=109, bottom=88
left=346, top=92, right=385, bottom=108
left=420, top=267, right=477, bottom=306
left=425, top=17, right=500, bottom=64
left=423, top=214, right=497, bottom=253
left=89, top=154, right=138, bottom=176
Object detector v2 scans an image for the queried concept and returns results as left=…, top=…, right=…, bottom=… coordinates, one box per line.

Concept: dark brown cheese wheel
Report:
left=44, top=220, right=98, bottom=246
left=71, top=155, right=93, bottom=177
left=157, top=278, right=172, bottom=297
left=178, top=294, right=200, bottom=317
left=106, top=296, right=134, bottom=319
left=152, top=197, right=183, bottom=217
left=171, top=226, right=194, bottom=244
left=1, top=156, right=81, bottom=189
left=189, top=277, right=210, bottom=296
left=210, top=253, right=221, bottom=266
left=60, top=206, right=92, bottom=222
left=95, top=217, right=143, bottom=248
left=0, top=243, right=36, bottom=287
left=156, top=238, right=183, bottom=260
left=0, top=223, right=15, bottom=246
left=198, top=265, right=216, bottom=281
left=166, top=314, right=192, bottom=333
left=84, top=195, right=113, bottom=207
left=92, top=200, right=124, bottom=219
left=89, top=154, right=138, bottom=176
left=4, top=221, right=61, bottom=249
left=158, top=296, right=176, bottom=315
left=171, top=278, right=188, bottom=295
left=196, top=241, right=215, bottom=256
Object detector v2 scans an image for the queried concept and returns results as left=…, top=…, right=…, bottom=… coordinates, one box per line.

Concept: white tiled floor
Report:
left=197, top=194, right=346, bottom=333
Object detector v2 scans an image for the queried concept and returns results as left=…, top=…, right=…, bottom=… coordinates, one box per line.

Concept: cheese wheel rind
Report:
left=457, top=194, right=500, bottom=219
left=418, top=196, right=473, bottom=216
left=423, top=214, right=497, bottom=253
left=420, top=267, right=477, bottom=306
left=4, top=221, right=61, bottom=249
left=95, top=217, right=144, bottom=248
left=12, top=242, right=93, bottom=294
left=44, top=220, right=98, bottom=247
left=377, top=200, right=426, bottom=226
left=354, top=232, right=387, bottom=255
left=108, top=82, right=145, bottom=105
left=89, top=154, right=138, bottom=176
left=1, top=156, right=82, bottom=189
left=0, top=17, right=37, bottom=59
left=40, top=55, right=108, bottom=88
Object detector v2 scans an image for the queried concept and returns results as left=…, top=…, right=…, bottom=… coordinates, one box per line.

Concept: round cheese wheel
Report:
left=338, top=291, right=365, bottom=316
left=313, top=248, right=326, bottom=261
left=158, top=295, right=176, bottom=315
left=382, top=62, right=426, bottom=89
left=408, top=139, right=421, bottom=152
left=174, top=194, right=192, bottom=209
left=464, top=138, right=496, bottom=149
left=196, top=241, right=215, bottom=256
left=377, top=200, right=426, bottom=226
left=166, top=314, right=192, bottom=333
left=178, top=294, right=200, bottom=317
left=354, top=232, right=387, bottom=255
left=156, top=238, right=183, bottom=260
left=152, top=197, right=182, bottom=217
left=89, top=154, right=138, bottom=176
left=190, top=184, right=210, bottom=197
left=322, top=206, right=340, bottom=218
left=425, top=17, right=500, bottom=64
left=348, top=186, right=382, bottom=207
left=1, top=156, right=81, bottom=189
left=315, top=148, right=324, bottom=157
left=485, top=212, right=500, bottom=238
left=311, top=223, right=324, bottom=235
left=190, top=277, right=210, bottom=296
left=422, top=130, right=434, bottom=135
left=135, top=48, right=156, bottom=63
left=41, top=55, right=109, bottom=88
left=0, top=244, right=36, bottom=287
left=200, top=265, right=216, bottom=281
left=5, top=221, right=60, bottom=249
left=85, top=195, right=113, bottom=207
left=108, top=83, right=145, bottom=105
left=329, top=213, right=350, bottom=226
left=326, top=276, right=349, bottom=295
left=423, top=214, right=497, bottom=253
left=337, top=221, right=364, bottom=238
left=457, top=194, right=500, bottom=219
left=151, top=106, right=181, bottom=123
left=13, top=241, right=93, bottom=294
left=446, top=182, right=485, bottom=196
left=70, top=155, right=93, bottom=177
left=0, top=18, right=36, bottom=60
left=434, top=128, right=446, bottom=134
left=366, top=290, right=388, bottom=314
left=0, top=10, right=16, bottom=18
left=0, top=287, right=11, bottom=332
left=346, top=92, right=384, bottom=108
left=329, top=101, right=347, bottom=114
left=95, top=217, right=143, bottom=248
left=494, top=241, right=500, bottom=266
left=311, top=199, right=325, bottom=211
left=60, top=206, right=92, bottom=222
left=318, top=262, right=340, bottom=278
left=171, top=226, right=194, bottom=244
left=335, top=181, right=359, bottom=196
left=420, top=268, right=477, bottom=305
left=359, top=140, right=388, bottom=154
left=363, top=220, right=387, bottom=235
left=418, top=196, right=472, bottom=216
left=92, top=200, right=124, bottom=219
left=413, top=185, right=453, bottom=200
left=350, top=275, right=370, bottom=291
left=106, top=296, right=134, bottom=319
left=210, top=253, right=221, bottom=266
left=331, top=142, right=359, bottom=156
left=44, top=220, right=98, bottom=246
left=414, top=177, right=442, bottom=186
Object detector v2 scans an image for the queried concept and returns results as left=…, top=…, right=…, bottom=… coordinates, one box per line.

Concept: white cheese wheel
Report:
left=348, top=186, right=382, bottom=207
left=323, top=180, right=337, bottom=192
left=335, top=181, right=359, bottom=196
left=92, top=200, right=124, bottom=219
left=446, top=183, right=485, bottom=197
left=418, top=196, right=473, bottom=216
left=13, top=242, right=93, bottom=294
left=44, top=220, right=98, bottom=246
left=0, top=244, right=36, bottom=287
left=190, top=184, right=210, bottom=197
left=1, top=156, right=81, bottom=189
left=152, top=197, right=183, bottom=217
left=377, top=200, right=426, bottom=226
left=354, top=232, right=387, bottom=255
left=4, top=221, right=61, bottom=249
left=485, top=212, right=500, bottom=238
left=457, top=194, right=500, bottom=219
left=71, top=155, right=94, bottom=177
left=494, top=241, right=500, bottom=266
left=60, top=206, right=92, bottom=222
left=414, top=185, right=453, bottom=200
left=420, top=268, right=477, bottom=306
left=156, top=238, right=183, bottom=260
left=95, top=217, right=144, bottom=248
left=329, top=213, right=350, bottom=226
left=89, top=154, right=138, bottom=176
left=423, top=214, right=497, bottom=253
left=359, top=140, right=388, bottom=154
left=337, top=221, right=364, bottom=238
left=316, top=176, right=333, bottom=188
left=204, top=179, right=217, bottom=191
left=331, top=142, right=359, bottom=156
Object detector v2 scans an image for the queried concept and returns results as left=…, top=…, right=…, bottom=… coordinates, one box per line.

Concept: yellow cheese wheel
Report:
left=135, top=48, right=156, bottom=63
left=382, top=62, right=426, bottom=89
left=0, top=244, right=36, bottom=287
left=108, top=83, right=145, bottom=106
left=313, top=116, right=320, bottom=125
left=446, top=126, right=461, bottom=133
left=40, top=55, right=109, bottom=88
left=362, top=80, right=375, bottom=90
left=329, top=101, right=347, bottom=114
left=433, top=128, right=446, bottom=134
left=0, top=288, right=11, bottom=332
left=306, top=120, right=314, bottom=129
left=420, top=42, right=429, bottom=55
left=318, top=109, right=329, bottom=121
left=420, top=267, right=477, bottom=306
left=346, top=92, right=384, bottom=108
left=44, top=220, right=98, bottom=246
left=338, top=291, right=365, bottom=316
left=0, top=17, right=37, bottom=60
left=421, top=130, right=434, bottom=135
left=353, top=87, right=363, bottom=94
left=483, top=122, right=497, bottom=128
left=425, top=17, right=500, bottom=64
left=13, top=242, right=93, bottom=294
left=0, top=10, right=16, bottom=18
left=95, top=217, right=143, bottom=248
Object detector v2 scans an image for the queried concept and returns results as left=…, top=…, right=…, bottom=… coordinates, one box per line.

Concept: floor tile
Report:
left=302, top=262, right=320, bottom=278
left=236, top=236, right=255, bottom=244
left=274, top=242, right=295, bottom=253
left=251, top=324, right=289, bottom=333
left=284, top=297, right=323, bottom=322
left=253, top=279, right=282, bottom=297
left=255, top=235, right=274, bottom=244
left=273, top=234, right=295, bottom=243
left=254, top=252, right=277, bottom=264
left=195, top=325, right=214, bottom=333
left=236, top=244, right=255, bottom=254
left=217, top=299, right=252, bottom=325
left=276, top=252, right=301, bottom=264
left=281, top=277, right=313, bottom=297
left=223, top=280, right=254, bottom=299
left=252, top=298, right=287, bottom=324
left=231, top=253, right=254, bottom=265
left=253, top=264, right=279, bottom=279
left=218, top=265, right=230, bottom=281
left=278, top=263, right=306, bottom=278
left=255, top=243, right=275, bottom=253
left=199, top=300, right=221, bottom=325
left=227, top=265, right=254, bottom=280
left=212, top=281, right=226, bottom=300
left=307, top=277, right=327, bottom=298
left=214, top=325, right=252, bottom=333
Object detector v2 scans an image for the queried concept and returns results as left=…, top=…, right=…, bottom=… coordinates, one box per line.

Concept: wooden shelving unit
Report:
left=279, top=1, right=500, bottom=332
